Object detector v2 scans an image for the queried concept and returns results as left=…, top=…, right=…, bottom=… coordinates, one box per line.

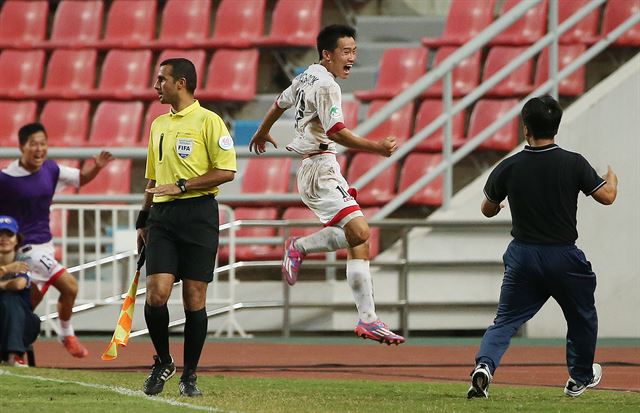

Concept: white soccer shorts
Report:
left=296, top=154, right=363, bottom=228
left=17, top=241, right=66, bottom=294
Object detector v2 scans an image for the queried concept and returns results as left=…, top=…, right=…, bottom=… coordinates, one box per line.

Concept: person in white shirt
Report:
left=250, top=24, right=404, bottom=345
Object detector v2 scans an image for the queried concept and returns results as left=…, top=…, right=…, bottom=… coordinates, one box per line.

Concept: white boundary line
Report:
left=0, top=369, right=236, bottom=413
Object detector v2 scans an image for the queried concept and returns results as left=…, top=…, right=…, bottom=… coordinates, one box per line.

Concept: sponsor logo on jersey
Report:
left=219, top=135, right=234, bottom=150
left=329, top=105, right=342, bottom=119
left=176, top=138, right=193, bottom=158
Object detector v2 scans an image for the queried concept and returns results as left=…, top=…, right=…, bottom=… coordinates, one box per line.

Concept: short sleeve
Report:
left=483, top=162, right=508, bottom=203
left=316, top=84, right=345, bottom=136
left=57, top=164, right=80, bottom=188
left=206, top=115, right=237, bottom=172
left=576, top=154, right=605, bottom=196
left=145, top=121, right=157, bottom=180
left=276, top=84, right=295, bottom=109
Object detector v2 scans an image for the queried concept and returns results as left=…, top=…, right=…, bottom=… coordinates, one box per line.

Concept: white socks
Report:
left=59, top=319, right=75, bottom=337
left=346, top=259, right=377, bottom=323
left=295, top=226, right=349, bottom=254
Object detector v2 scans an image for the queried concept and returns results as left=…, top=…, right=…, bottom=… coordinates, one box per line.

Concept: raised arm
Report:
left=249, top=105, right=286, bottom=154
left=79, top=151, right=115, bottom=185
left=330, top=128, right=397, bottom=157
left=591, top=165, right=618, bottom=205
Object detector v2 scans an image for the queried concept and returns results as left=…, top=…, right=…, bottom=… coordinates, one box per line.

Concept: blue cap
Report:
left=0, top=216, right=19, bottom=234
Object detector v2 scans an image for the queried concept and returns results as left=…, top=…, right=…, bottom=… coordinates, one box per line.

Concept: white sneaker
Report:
left=467, top=363, right=492, bottom=398
left=564, top=363, right=602, bottom=397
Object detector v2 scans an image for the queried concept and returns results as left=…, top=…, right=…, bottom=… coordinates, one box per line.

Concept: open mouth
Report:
left=344, top=64, right=353, bottom=74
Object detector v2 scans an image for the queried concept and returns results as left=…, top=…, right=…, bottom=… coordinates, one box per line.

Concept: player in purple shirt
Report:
left=0, top=122, right=113, bottom=358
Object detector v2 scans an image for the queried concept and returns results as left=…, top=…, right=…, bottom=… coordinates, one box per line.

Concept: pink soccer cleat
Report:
left=282, top=236, right=305, bottom=285
left=62, top=335, right=89, bottom=358
left=354, top=319, right=405, bottom=345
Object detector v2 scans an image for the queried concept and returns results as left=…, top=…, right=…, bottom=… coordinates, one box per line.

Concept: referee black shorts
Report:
left=146, top=195, right=219, bottom=283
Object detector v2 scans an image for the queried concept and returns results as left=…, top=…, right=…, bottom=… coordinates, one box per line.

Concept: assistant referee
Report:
left=136, top=58, right=236, bottom=397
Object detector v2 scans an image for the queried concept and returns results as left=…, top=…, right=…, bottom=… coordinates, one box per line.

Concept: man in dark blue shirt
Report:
left=467, top=96, right=618, bottom=399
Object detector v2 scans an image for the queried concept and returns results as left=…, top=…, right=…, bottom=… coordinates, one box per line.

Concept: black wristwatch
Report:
left=175, top=178, right=188, bottom=193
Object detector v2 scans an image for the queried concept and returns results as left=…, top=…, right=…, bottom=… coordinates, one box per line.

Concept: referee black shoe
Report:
left=179, top=373, right=203, bottom=397
left=143, top=355, right=176, bottom=395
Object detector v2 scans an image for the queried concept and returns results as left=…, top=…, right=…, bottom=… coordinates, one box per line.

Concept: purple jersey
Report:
left=0, top=160, right=70, bottom=244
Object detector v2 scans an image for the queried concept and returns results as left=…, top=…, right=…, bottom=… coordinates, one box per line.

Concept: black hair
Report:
left=18, top=122, right=47, bottom=146
left=316, top=24, right=356, bottom=60
left=521, top=95, right=563, bottom=138
left=159, top=58, right=197, bottom=93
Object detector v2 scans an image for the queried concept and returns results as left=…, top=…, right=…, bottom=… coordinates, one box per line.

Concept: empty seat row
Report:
left=423, top=0, right=640, bottom=48
left=0, top=0, right=322, bottom=50
left=0, top=100, right=173, bottom=147
left=236, top=152, right=446, bottom=209
left=354, top=44, right=588, bottom=102
left=0, top=48, right=259, bottom=102
left=218, top=206, right=382, bottom=263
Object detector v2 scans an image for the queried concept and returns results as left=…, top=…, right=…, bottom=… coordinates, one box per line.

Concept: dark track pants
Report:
left=475, top=240, right=598, bottom=384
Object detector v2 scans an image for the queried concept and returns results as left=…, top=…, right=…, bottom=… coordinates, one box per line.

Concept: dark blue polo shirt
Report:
left=484, top=144, right=605, bottom=244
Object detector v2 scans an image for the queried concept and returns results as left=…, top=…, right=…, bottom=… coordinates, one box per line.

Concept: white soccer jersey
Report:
left=276, top=64, right=346, bottom=156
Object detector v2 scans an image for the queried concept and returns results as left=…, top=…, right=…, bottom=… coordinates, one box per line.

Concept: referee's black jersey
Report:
left=484, top=144, right=605, bottom=244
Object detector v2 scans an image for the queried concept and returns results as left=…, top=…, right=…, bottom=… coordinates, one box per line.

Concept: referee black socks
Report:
left=144, top=303, right=171, bottom=364
left=182, top=307, right=208, bottom=378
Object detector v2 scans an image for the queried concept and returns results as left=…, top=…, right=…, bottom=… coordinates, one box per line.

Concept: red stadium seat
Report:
left=483, top=47, right=534, bottom=97
left=93, top=50, right=152, bottom=100
left=601, top=0, right=640, bottom=46
left=341, top=100, right=360, bottom=129
left=469, top=99, right=520, bottom=152
left=100, top=0, right=157, bottom=48
left=413, top=100, right=466, bottom=152
left=0, top=0, right=48, bottom=48
left=259, top=0, right=322, bottom=47
left=40, top=49, right=97, bottom=99
left=240, top=157, right=293, bottom=205
left=535, top=45, right=587, bottom=96
left=207, top=0, right=266, bottom=48
left=354, top=48, right=428, bottom=101
left=422, top=47, right=481, bottom=98
left=346, top=153, right=397, bottom=206
left=154, top=0, right=211, bottom=48
left=88, top=102, right=144, bottom=147
left=141, top=101, right=169, bottom=145
left=491, top=0, right=548, bottom=46
left=218, top=207, right=280, bottom=262
left=0, top=100, right=37, bottom=146
left=558, top=0, right=601, bottom=44
left=363, top=100, right=415, bottom=147
left=422, top=0, right=495, bottom=48
left=79, top=159, right=132, bottom=195
left=199, top=49, right=260, bottom=102
left=397, top=154, right=443, bottom=207
left=40, top=100, right=90, bottom=147
left=46, top=0, right=103, bottom=48
left=336, top=154, right=348, bottom=174
left=0, top=50, right=45, bottom=98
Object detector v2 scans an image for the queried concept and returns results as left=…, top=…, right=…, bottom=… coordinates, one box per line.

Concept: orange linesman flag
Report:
left=102, top=247, right=145, bottom=361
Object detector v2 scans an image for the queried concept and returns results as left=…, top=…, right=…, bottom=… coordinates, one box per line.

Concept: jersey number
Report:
left=295, top=90, right=306, bottom=128
left=336, top=186, right=350, bottom=198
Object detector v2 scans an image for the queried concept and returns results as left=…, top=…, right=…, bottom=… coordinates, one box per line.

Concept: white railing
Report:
left=41, top=203, right=243, bottom=337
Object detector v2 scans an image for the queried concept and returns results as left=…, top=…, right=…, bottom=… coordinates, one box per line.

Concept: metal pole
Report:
left=549, top=0, right=559, bottom=98
left=442, top=71, right=453, bottom=209
left=399, top=228, right=409, bottom=338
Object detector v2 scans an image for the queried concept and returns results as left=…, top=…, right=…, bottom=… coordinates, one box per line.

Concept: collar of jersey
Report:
left=524, top=143, right=559, bottom=152
left=170, top=100, right=200, bottom=117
